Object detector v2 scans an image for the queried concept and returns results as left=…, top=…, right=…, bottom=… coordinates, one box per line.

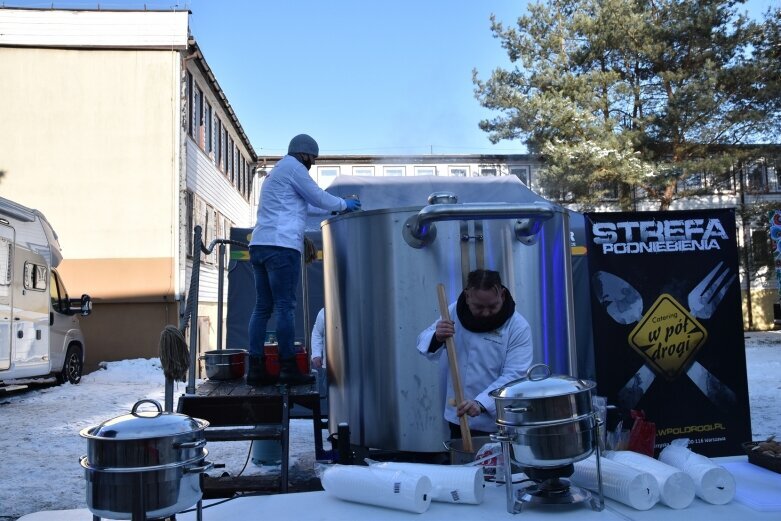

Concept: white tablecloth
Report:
left=19, top=457, right=781, bottom=521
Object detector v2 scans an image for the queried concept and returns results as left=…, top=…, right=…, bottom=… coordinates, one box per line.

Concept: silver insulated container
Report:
left=321, top=176, right=577, bottom=452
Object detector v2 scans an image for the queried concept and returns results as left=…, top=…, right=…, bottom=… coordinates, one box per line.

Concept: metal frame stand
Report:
left=491, top=416, right=605, bottom=515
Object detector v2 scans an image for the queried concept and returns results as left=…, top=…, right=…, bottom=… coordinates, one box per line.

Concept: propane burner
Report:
left=491, top=429, right=605, bottom=515
left=514, top=464, right=593, bottom=510
left=516, top=476, right=593, bottom=509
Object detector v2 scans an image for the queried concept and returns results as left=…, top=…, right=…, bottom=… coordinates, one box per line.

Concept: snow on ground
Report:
left=1, top=333, right=780, bottom=520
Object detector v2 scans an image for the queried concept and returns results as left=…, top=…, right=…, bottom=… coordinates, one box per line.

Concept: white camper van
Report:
left=0, top=196, right=91, bottom=385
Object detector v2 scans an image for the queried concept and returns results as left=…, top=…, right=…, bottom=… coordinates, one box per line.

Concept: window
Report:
left=480, top=167, right=497, bottom=176
left=449, top=167, right=468, bottom=177
left=0, top=237, right=11, bottom=286
left=511, top=166, right=530, bottom=186
left=353, top=166, right=374, bottom=176
left=50, top=271, right=68, bottom=313
left=679, top=173, right=704, bottom=191
left=233, top=142, right=241, bottom=190
left=233, top=146, right=239, bottom=188
left=202, top=203, right=216, bottom=265
left=204, top=101, right=213, bottom=155
left=751, top=228, right=773, bottom=269
left=227, top=137, right=234, bottom=182
left=193, top=84, right=203, bottom=147
left=745, top=163, right=767, bottom=191
left=241, top=157, right=247, bottom=196
left=23, top=262, right=47, bottom=291
left=185, top=191, right=194, bottom=258
left=223, top=127, right=229, bottom=174
left=414, top=166, right=436, bottom=176
left=215, top=118, right=222, bottom=170
left=318, top=167, right=339, bottom=188
left=187, top=72, right=194, bottom=137
left=383, top=166, right=405, bottom=176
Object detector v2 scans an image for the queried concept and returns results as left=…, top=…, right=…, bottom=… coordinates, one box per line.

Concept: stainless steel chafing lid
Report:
left=86, top=399, right=207, bottom=440
left=489, top=363, right=595, bottom=399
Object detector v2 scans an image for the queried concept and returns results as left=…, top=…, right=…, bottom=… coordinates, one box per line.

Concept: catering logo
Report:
left=591, top=218, right=729, bottom=255
left=628, top=294, right=707, bottom=380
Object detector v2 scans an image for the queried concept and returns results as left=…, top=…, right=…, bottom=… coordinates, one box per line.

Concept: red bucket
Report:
left=263, top=343, right=308, bottom=376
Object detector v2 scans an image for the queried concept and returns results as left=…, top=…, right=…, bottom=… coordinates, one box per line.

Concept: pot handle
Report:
left=403, top=201, right=556, bottom=248
left=131, top=399, right=163, bottom=416
left=503, top=405, right=530, bottom=414
left=174, top=439, right=207, bottom=450
left=185, top=461, right=214, bottom=474
left=526, top=363, right=551, bottom=381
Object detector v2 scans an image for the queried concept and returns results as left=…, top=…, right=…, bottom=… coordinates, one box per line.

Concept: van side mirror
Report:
left=69, top=294, right=92, bottom=316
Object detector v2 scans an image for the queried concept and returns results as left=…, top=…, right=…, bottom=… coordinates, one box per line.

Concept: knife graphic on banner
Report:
left=593, top=266, right=737, bottom=409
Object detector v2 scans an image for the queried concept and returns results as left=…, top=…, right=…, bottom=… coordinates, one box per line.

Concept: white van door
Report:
left=0, top=224, right=13, bottom=370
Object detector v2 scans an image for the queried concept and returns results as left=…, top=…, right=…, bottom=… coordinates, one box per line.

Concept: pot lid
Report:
left=490, top=364, right=595, bottom=399
left=86, top=399, right=207, bottom=440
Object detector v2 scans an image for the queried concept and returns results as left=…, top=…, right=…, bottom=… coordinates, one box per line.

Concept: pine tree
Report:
left=474, top=0, right=779, bottom=210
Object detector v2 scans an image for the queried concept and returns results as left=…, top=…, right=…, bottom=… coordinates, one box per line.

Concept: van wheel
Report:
left=58, top=345, right=83, bottom=385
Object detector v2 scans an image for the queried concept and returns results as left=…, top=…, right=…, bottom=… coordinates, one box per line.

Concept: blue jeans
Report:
left=248, top=245, right=301, bottom=359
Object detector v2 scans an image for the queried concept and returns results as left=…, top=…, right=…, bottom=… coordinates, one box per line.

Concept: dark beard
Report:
left=456, top=287, right=516, bottom=333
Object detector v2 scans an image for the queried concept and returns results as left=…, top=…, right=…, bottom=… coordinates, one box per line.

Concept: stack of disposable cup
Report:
left=659, top=443, right=736, bottom=505
left=368, top=461, right=485, bottom=504
left=320, top=465, right=432, bottom=513
left=606, top=450, right=696, bottom=509
left=572, top=455, right=660, bottom=510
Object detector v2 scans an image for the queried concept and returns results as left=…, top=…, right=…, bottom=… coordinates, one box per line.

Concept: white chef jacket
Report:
left=250, top=155, right=345, bottom=252
left=416, top=302, right=534, bottom=433
left=310, top=308, right=326, bottom=368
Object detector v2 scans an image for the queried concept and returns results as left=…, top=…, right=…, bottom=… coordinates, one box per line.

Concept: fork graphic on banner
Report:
left=591, top=261, right=738, bottom=410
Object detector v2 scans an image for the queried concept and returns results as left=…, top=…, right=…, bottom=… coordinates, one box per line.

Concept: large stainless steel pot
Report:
left=322, top=176, right=577, bottom=453
left=201, top=348, right=247, bottom=380
left=80, top=454, right=212, bottom=520
left=490, top=364, right=597, bottom=468
left=80, top=399, right=211, bottom=520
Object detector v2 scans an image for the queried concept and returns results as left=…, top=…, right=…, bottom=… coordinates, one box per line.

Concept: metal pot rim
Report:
left=201, top=349, right=247, bottom=357
left=496, top=412, right=597, bottom=429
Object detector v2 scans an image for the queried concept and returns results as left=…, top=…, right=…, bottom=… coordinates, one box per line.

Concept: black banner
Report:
left=585, top=209, right=751, bottom=457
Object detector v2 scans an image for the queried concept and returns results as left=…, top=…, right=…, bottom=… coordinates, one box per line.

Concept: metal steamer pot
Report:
left=489, top=364, right=597, bottom=468
left=201, top=348, right=247, bottom=380
left=79, top=399, right=212, bottom=520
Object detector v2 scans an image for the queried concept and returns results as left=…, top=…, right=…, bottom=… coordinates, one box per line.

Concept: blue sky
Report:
left=9, top=0, right=778, bottom=156
left=186, top=0, right=529, bottom=156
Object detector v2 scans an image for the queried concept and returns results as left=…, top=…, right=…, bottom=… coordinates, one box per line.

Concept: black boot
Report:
left=246, top=355, right=276, bottom=386
left=279, top=356, right=315, bottom=385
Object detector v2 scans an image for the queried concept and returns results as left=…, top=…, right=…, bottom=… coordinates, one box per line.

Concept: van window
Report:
left=0, top=238, right=10, bottom=285
left=23, top=262, right=47, bottom=291
left=50, top=271, right=69, bottom=313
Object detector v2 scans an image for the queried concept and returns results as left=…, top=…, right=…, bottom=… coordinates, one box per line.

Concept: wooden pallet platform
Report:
left=177, top=379, right=328, bottom=494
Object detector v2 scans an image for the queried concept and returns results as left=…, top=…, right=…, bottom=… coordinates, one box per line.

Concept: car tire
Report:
left=58, top=344, right=83, bottom=385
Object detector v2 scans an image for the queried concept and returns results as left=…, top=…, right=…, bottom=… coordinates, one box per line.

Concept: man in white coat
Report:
left=247, top=134, right=361, bottom=386
left=417, top=269, right=534, bottom=437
